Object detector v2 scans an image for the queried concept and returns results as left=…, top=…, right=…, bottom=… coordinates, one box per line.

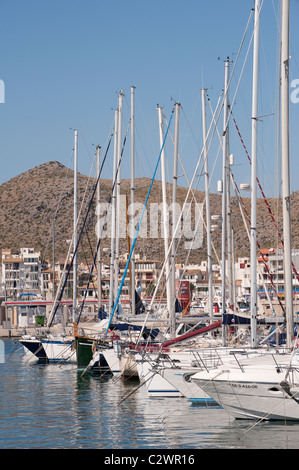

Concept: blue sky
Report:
left=0, top=0, right=299, bottom=198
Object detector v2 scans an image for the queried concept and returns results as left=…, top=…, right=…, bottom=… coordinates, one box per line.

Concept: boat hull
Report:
left=160, top=368, right=218, bottom=405
left=20, top=337, right=48, bottom=361
left=136, top=358, right=181, bottom=398
left=192, top=366, right=299, bottom=421
left=41, top=337, right=76, bottom=363
left=75, top=336, right=95, bottom=369
left=101, top=347, right=121, bottom=375
left=75, top=336, right=110, bottom=373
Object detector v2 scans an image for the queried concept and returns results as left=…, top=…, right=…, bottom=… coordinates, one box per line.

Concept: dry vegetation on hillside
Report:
left=0, top=161, right=298, bottom=267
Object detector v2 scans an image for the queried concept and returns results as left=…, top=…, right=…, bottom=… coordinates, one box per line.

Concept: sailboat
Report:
left=19, top=333, right=48, bottom=362
left=20, top=130, right=109, bottom=365
left=191, top=352, right=299, bottom=420
left=19, top=131, right=81, bottom=363
left=39, top=130, right=80, bottom=363
left=95, top=100, right=228, bottom=387
left=119, top=82, right=234, bottom=394
left=191, top=0, right=299, bottom=421
left=136, top=346, right=269, bottom=404
left=122, top=61, right=242, bottom=396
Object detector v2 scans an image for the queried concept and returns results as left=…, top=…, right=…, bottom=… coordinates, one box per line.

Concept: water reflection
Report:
left=1, top=339, right=299, bottom=449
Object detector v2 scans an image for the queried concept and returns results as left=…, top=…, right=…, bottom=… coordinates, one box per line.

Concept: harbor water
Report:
left=0, top=338, right=299, bottom=451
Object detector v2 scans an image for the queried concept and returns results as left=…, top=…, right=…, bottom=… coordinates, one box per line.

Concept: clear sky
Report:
left=0, top=0, right=299, bottom=198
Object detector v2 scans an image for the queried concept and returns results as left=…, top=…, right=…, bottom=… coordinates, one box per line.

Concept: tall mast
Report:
left=131, top=86, right=136, bottom=315
left=157, top=106, right=172, bottom=316
left=114, top=91, right=123, bottom=304
left=201, top=89, right=213, bottom=323
left=226, top=125, right=233, bottom=311
left=96, top=145, right=101, bottom=311
left=170, top=102, right=180, bottom=337
left=250, top=0, right=261, bottom=348
left=109, top=109, right=118, bottom=315
left=281, top=0, right=293, bottom=348
left=221, top=58, right=230, bottom=346
left=72, top=129, right=78, bottom=323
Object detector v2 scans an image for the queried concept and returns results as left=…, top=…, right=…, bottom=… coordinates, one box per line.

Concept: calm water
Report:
left=0, top=338, right=299, bottom=450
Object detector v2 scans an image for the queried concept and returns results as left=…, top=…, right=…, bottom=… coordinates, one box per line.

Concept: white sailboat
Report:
left=191, top=0, right=299, bottom=421
left=132, top=341, right=279, bottom=401
left=127, top=42, right=251, bottom=398
left=134, top=352, right=182, bottom=398
left=125, top=68, right=248, bottom=395
left=191, top=352, right=299, bottom=420
left=40, top=333, right=76, bottom=362
left=19, top=130, right=80, bottom=363
left=133, top=349, right=221, bottom=402
left=19, top=334, right=47, bottom=362
left=157, top=366, right=217, bottom=405
left=40, top=129, right=80, bottom=363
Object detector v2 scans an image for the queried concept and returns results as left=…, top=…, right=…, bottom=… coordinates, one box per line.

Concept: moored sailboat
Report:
left=191, top=0, right=299, bottom=421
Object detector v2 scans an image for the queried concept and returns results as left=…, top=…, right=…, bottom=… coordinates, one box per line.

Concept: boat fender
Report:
left=183, top=372, right=196, bottom=383
left=279, top=380, right=299, bottom=404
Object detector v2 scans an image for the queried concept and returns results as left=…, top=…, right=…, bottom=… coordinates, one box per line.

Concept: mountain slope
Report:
left=0, top=161, right=297, bottom=267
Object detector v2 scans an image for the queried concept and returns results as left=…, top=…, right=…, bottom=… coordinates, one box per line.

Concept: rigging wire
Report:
left=134, top=4, right=264, bottom=346
left=77, top=123, right=131, bottom=323
left=41, top=150, right=74, bottom=264
left=209, top=87, right=285, bottom=315
left=231, top=111, right=299, bottom=289
left=104, top=107, right=175, bottom=337
left=47, top=132, right=114, bottom=327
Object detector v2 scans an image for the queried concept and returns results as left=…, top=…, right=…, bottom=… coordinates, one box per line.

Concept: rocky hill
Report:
left=0, top=160, right=298, bottom=267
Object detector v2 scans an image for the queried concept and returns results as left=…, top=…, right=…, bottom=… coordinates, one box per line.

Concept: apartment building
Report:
left=234, top=257, right=251, bottom=297
left=257, top=247, right=299, bottom=296
left=2, top=248, right=46, bottom=298
left=118, top=256, right=161, bottom=297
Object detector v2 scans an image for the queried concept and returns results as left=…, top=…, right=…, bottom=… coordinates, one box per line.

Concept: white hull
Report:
left=41, top=336, right=76, bottom=362
left=101, top=347, right=121, bottom=375
left=104, top=342, right=280, bottom=402
left=20, top=334, right=76, bottom=363
left=159, top=367, right=218, bottom=405
left=135, top=356, right=181, bottom=398
left=192, top=353, right=299, bottom=420
left=119, top=350, right=139, bottom=378
left=101, top=345, right=146, bottom=378
left=131, top=347, right=268, bottom=400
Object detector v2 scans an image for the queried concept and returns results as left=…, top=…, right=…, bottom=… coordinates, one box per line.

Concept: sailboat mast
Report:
left=221, top=58, right=230, bottom=346
left=72, top=129, right=78, bottom=323
left=170, top=102, right=180, bottom=337
left=96, top=145, right=102, bottom=311
left=157, top=106, right=172, bottom=316
left=114, top=91, right=123, bottom=303
left=109, top=109, right=118, bottom=315
left=226, top=126, right=233, bottom=311
left=250, top=0, right=261, bottom=348
left=131, top=86, right=136, bottom=315
left=281, top=0, right=293, bottom=348
left=201, top=89, right=213, bottom=322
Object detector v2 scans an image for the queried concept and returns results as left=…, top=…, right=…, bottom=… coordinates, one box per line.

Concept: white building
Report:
left=234, top=257, right=251, bottom=297
left=233, top=247, right=299, bottom=300
left=2, top=248, right=46, bottom=299
left=257, top=247, right=299, bottom=297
